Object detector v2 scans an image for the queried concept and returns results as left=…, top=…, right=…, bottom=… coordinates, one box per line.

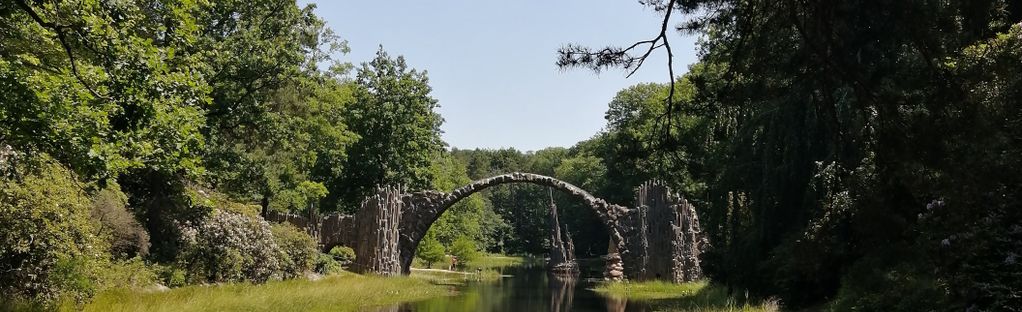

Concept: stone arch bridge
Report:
left=347, top=172, right=707, bottom=283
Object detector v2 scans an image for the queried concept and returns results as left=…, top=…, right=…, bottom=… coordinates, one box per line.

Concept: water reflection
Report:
left=548, top=273, right=576, bottom=312
left=382, top=261, right=660, bottom=312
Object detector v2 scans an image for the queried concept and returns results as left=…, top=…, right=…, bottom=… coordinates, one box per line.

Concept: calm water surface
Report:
left=386, top=261, right=664, bottom=312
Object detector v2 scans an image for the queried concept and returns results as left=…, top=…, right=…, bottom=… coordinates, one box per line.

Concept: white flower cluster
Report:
left=178, top=211, right=283, bottom=283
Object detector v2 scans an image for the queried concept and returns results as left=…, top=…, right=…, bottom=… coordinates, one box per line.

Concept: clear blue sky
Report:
left=301, top=1, right=699, bottom=151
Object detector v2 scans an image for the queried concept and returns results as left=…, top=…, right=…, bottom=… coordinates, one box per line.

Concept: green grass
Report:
left=465, top=254, right=525, bottom=270
left=81, top=271, right=452, bottom=312
left=594, top=280, right=781, bottom=312
left=408, top=253, right=525, bottom=284
left=411, top=253, right=526, bottom=271
left=410, top=268, right=504, bottom=285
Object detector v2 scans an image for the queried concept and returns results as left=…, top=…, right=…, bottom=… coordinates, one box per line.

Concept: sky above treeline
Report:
left=301, top=1, right=700, bottom=151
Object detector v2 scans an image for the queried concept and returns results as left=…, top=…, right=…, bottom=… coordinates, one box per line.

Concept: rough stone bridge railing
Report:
left=272, top=172, right=707, bottom=283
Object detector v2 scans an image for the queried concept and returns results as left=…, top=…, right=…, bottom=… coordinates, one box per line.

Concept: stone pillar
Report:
left=548, top=192, right=579, bottom=274
left=620, top=181, right=705, bottom=283
left=604, top=239, right=625, bottom=281
left=351, top=186, right=403, bottom=275
left=676, top=197, right=705, bottom=281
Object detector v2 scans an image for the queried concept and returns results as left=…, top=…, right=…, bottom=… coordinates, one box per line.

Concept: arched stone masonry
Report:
left=345, top=172, right=706, bottom=282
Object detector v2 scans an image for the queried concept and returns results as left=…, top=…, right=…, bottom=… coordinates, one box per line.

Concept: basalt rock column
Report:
left=620, top=181, right=706, bottom=282
left=547, top=191, right=579, bottom=275
left=351, top=186, right=403, bottom=275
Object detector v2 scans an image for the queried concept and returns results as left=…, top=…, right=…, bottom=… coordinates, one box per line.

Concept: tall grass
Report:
left=81, top=272, right=451, bottom=312
left=594, top=280, right=781, bottom=312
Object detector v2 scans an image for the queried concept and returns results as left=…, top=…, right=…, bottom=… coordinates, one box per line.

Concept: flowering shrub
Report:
left=271, top=224, right=318, bottom=278
left=178, top=211, right=282, bottom=283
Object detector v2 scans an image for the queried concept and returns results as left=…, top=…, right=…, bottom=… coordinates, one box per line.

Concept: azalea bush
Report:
left=177, top=211, right=282, bottom=283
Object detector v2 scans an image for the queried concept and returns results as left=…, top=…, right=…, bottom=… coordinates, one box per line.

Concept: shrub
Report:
left=826, top=253, right=948, bottom=311
left=91, top=182, right=150, bottom=259
left=154, top=264, right=188, bottom=288
left=98, top=257, right=158, bottom=291
left=448, top=236, right=479, bottom=267
left=416, top=233, right=446, bottom=269
left=329, top=246, right=356, bottom=265
left=314, top=253, right=342, bottom=275
left=271, top=223, right=318, bottom=279
left=177, top=211, right=282, bottom=283
left=0, top=158, right=109, bottom=305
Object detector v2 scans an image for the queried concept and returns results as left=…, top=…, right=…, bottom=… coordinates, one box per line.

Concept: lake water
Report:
left=385, top=261, right=665, bottom=312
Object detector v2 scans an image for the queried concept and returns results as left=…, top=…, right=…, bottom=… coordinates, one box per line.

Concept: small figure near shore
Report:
left=449, top=256, right=459, bottom=271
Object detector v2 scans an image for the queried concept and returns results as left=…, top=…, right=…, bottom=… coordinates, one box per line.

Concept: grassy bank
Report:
left=594, top=280, right=780, bottom=312
left=411, top=253, right=527, bottom=271
left=465, top=254, right=527, bottom=270
left=409, top=254, right=527, bottom=284
left=81, top=272, right=451, bottom=312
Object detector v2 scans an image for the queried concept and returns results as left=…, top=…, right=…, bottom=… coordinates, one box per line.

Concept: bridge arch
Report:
left=396, top=172, right=630, bottom=274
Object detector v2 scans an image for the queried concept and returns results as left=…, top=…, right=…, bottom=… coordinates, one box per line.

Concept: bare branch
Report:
left=557, top=0, right=701, bottom=175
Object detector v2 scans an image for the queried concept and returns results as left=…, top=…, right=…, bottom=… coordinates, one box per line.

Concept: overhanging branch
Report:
left=15, top=0, right=108, bottom=100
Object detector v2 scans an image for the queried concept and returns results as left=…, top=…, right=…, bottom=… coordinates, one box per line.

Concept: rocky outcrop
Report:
left=548, top=195, right=579, bottom=275
left=617, top=181, right=705, bottom=282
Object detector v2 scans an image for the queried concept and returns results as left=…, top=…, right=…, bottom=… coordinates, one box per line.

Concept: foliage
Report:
left=0, top=0, right=209, bottom=182
left=427, top=153, right=489, bottom=246
left=416, top=232, right=446, bottom=269
left=0, top=156, right=108, bottom=305
left=314, top=253, right=342, bottom=275
left=449, top=147, right=613, bottom=256
left=448, top=236, right=480, bottom=267
left=91, top=182, right=150, bottom=259
left=198, top=0, right=355, bottom=218
left=330, top=48, right=445, bottom=212
left=177, top=211, right=282, bottom=284
left=271, top=223, right=318, bottom=279
left=564, top=0, right=1022, bottom=309
left=97, top=257, right=158, bottom=292
left=154, top=264, right=188, bottom=288
left=328, top=246, right=356, bottom=265
left=825, top=252, right=948, bottom=311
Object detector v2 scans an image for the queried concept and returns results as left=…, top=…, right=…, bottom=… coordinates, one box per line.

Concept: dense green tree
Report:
left=1, top=0, right=210, bottom=181
left=553, top=154, right=610, bottom=255
left=448, top=235, right=480, bottom=267
left=426, top=154, right=491, bottom=247
left=1, top=0, right=352, bottom=284
left=416, top=231, right=446, bottom=269
left=561, top=0, right=1022, bottom=309
left=330, top=48, right=445, bottom=212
